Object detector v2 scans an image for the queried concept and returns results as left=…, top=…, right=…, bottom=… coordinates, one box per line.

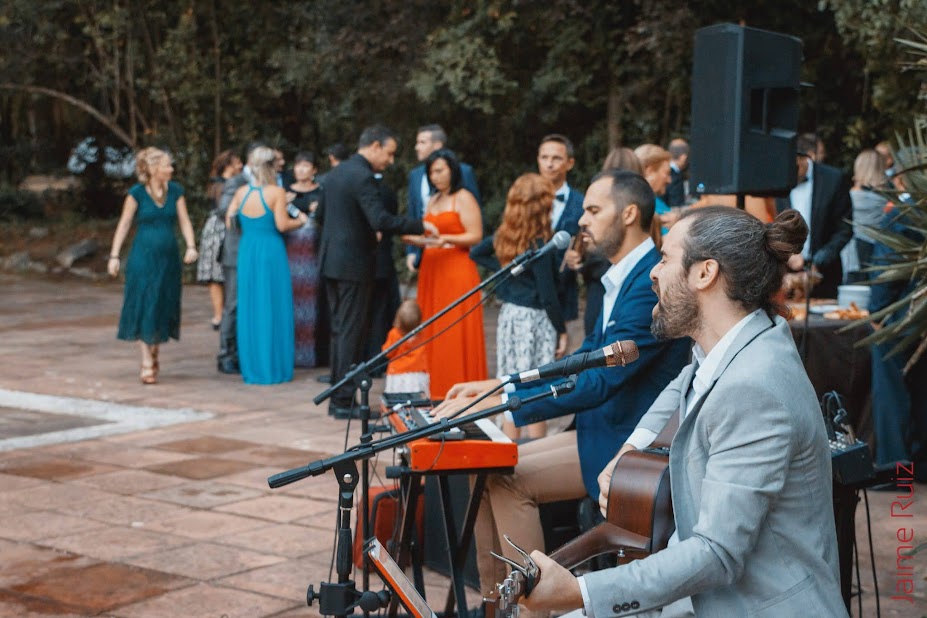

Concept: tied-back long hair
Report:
left=677, top=206, right=808, bottom=317
left=248, top=146, right=276, bottom=186
left=208, top=149, right=238, bottom=202
left=135, top=147, right=169, bottom=184
left=493, top=173, right=554, bottom=265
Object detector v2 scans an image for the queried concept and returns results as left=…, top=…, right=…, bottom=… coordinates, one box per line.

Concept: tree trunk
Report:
left=607, top=79, right=623, bottom=149
left=208, top=0, right=222, bottom=159
left=0, top=84, right=134, bottom=147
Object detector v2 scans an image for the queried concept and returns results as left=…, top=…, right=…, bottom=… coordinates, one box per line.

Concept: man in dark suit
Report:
left=537, top=134, right=585, bottom=327
left=363, top=173, right=402, bottom=371
left=318, top=125, right=437, bottom=418
left=216, top=141, right=265, bottom=374
left=776, top=133, right=852, bottom=298
left=666, top=137, right=689, bottom=207
left=433, top=170, right=690, bottom=592
left=405, top=123, right=481, bottom=272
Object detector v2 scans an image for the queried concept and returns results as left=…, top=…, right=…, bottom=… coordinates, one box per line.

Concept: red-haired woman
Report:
left=470, top=173, right=567, bottom=439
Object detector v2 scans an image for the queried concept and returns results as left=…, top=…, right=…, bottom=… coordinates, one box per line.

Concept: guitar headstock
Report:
left=482, top=535, right=541, bottom=618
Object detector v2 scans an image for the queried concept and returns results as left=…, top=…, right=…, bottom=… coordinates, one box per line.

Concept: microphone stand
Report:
left=309, top=244, right=552, bottom=608
left=271, top=380, right=577, bottom=618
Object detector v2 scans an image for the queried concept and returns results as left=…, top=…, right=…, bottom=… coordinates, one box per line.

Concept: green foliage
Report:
left=1, top=0, right=927, bottom=217
left=848, top=118, right=927, bottom=367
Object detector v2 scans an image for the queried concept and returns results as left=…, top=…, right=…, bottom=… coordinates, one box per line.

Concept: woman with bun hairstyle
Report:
left=108, top=147, right=199, bottom=384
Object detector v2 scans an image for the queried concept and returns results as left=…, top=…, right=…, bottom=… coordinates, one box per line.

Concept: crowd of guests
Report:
left=103, top=122, right=924, bottom=615
left=106, top=125, right=924, bottom=473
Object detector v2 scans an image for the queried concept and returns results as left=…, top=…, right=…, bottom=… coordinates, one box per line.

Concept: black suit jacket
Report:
left=776, top=162, right=852, bottom=298
left=556, top=188, right=585, bottom=321
left=666, top=166, right=686, bottom=207
left=317, top=154, right=424, bottom=282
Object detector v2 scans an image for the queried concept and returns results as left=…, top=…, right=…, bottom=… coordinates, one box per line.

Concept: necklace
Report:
left=146, top=183, right=167, bottom=207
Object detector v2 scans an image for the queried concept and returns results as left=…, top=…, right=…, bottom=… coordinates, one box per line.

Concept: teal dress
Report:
left=236, top=186, right=295, bottom=384
left=117, top=182, right=183, bottom=344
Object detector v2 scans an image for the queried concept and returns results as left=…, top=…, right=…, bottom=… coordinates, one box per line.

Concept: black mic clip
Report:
left=551, top=377, right=576, bottom=398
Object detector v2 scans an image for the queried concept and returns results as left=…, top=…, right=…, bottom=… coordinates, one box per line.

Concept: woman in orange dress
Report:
left=404, top=148, right=487, bottom=398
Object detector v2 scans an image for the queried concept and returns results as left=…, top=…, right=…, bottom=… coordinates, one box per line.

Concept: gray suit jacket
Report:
left=218, top=172, right=249, bottom=267
left=583, top=313, right=847, bottom=617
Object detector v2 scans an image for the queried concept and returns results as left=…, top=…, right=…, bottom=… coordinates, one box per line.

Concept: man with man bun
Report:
left=521, top=207, right=847, bottom=617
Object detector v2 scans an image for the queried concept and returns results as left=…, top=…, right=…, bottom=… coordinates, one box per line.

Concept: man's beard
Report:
left=651, top=275, right=700, bottom=340
left=587, top=223, right=624, bottom=260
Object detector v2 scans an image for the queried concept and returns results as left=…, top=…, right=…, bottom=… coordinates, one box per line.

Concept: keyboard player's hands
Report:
left=444, top=378, right=502, bottom=400
left=432, top=393, right=502, bottom=420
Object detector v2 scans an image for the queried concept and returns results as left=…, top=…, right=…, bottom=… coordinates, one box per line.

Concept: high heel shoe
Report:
left=140, top=363, right=157, bottom=385
left=151, top=346, right=160, bottom=374
left=211, top=318, right=222, bottom=331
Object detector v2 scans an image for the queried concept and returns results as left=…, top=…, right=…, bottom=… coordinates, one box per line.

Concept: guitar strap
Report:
left=652, top=408, right=680, bottom=449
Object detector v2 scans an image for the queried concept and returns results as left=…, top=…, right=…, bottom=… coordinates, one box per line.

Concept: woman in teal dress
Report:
left=226, top=146, right=309, bottom=384
left=108, top=147, right=199, bottom=384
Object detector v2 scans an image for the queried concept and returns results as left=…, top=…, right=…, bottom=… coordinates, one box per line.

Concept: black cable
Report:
left=863, top=489, right=881, bottom=617
left=853, top=522, right=862, bottom=618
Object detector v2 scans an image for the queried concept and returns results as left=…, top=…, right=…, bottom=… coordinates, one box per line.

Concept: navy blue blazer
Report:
left=406, top=162, right=481, bottom=267
left=556, top=189, right=585, bottom=322
left=511, top=245, right=691, bottom=498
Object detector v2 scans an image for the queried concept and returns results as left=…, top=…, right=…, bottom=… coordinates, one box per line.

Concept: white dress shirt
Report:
left=577, top=308, right=764, bottom=617
left=789, top=159, right=814, bottom=259
left=501, top=237, right=655, bottom=411
left=420, top=172, right=432, bottom=215
left=551, top=182, right=570, bottom=230
left=600, top=237, right=655, bottom=335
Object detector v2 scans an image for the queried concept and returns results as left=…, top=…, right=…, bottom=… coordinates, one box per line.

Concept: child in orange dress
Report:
left=382, top=300, right=430, bottom=397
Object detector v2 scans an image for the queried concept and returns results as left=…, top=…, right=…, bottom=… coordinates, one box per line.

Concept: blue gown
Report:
left=236, top=186, right=295, bottom=384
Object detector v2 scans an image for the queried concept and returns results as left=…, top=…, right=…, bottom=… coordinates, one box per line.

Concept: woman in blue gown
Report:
left=108, top=147, right=199, bottom=384
left=225, top=146, right=310, bottom=384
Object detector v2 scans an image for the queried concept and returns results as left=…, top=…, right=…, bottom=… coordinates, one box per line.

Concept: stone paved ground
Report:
left=0, top=272, right=924, bottom=617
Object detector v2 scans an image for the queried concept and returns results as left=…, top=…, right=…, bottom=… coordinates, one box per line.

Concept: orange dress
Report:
left=417, top=201, right=487, bottom=398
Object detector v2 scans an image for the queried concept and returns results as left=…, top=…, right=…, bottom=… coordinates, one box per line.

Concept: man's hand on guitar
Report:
left=597, top=443, right=637, bottom=517
left=520, top=550, right=583, bottom=614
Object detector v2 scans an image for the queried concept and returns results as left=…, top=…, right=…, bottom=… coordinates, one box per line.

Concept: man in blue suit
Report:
left=538, top=134, right=585, bottom=325
left=405, top=124, right=481, bottom=272
left=434, top=170, right=690, bottom=593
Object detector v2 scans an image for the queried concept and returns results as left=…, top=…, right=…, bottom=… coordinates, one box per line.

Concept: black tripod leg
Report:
left=438, top=475, right=469, bottom=618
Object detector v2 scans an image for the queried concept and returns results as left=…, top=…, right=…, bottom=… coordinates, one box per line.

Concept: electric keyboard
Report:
left=381, top=392, right=518, bottom=473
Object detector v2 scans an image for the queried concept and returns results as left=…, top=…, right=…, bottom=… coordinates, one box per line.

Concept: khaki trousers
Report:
left=474, top=430, right=588, bottom=593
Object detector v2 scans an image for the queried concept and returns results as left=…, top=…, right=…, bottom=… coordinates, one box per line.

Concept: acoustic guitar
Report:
left=483, top=415, right=678, bottom=618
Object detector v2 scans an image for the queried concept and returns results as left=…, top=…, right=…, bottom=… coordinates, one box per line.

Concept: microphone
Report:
left=508, top=340, right=640, bottom=384
left=511, top=230, right=571, bottom=276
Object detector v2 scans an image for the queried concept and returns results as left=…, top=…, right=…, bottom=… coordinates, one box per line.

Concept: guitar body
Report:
left=604, top=447, right=674, bottom=562
left=485, top=422, right=678, bottom=617
left=546, top=447, right=673, bottom=569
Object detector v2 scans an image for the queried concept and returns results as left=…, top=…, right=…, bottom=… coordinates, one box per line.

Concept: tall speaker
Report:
left=689, top=24, right=802, bottom=196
